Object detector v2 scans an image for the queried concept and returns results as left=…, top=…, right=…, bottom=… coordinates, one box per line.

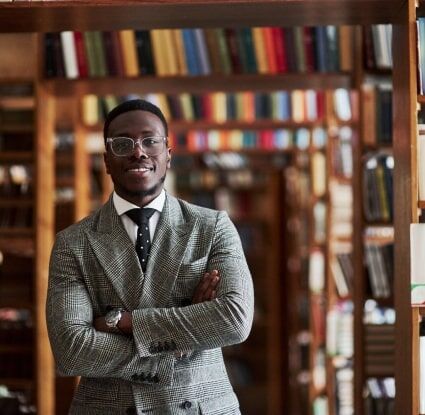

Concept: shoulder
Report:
left=55, top=207, right=101, bottom=243
left=167, top=193, right=226, bottom=224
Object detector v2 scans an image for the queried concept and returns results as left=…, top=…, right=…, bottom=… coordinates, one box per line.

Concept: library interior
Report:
left=0, top=1, right=424, bottom=415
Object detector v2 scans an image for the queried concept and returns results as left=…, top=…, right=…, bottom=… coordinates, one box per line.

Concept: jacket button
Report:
left=182, top=400, right=192, bottom=409
left=126, top=407, right=137, bottom=415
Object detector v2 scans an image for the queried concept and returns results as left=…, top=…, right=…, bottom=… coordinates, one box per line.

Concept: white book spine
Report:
left=420, top=323, right=425, bottom=413
left=60, top=31, right=79, bottom=79
left=411, top=224, right=425, bottom=304
left=418, top=132, right=425, bottom=201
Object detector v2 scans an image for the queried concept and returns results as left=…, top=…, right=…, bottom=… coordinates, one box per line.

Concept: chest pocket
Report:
left=172, top=256, right=208, bottom=306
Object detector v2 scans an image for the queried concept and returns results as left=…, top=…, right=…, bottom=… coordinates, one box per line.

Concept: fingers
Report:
left=192, top=270, right=220, bottom=304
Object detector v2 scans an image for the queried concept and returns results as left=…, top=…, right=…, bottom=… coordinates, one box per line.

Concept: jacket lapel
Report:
left=85, top=197, right=143, bottom=311
left=139, top=194, right=197, bottom=308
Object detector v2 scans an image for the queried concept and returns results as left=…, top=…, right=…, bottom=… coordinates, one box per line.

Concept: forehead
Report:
left=108, top=110, right=165, bottom=136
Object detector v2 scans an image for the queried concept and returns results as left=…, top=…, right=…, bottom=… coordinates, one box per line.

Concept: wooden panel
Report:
left=35, top=85, right=55, bottom=415
left=0, top=34, right=37, bottom=78
left=0, top=0, right=404, bottom=32
left=42, top=74, right=353, bottom=97
left=392, top=0, right=418, bottom=413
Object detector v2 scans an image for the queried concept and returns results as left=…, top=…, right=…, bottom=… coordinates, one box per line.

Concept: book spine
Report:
left=74, top=31, right=89, bottom=78
left=60, top=31, right=79, bottom=79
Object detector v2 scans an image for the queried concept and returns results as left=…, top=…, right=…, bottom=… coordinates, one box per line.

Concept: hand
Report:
left=191, top=270, right=220, bottom=304
left=94, top=316, right=109, bottom=332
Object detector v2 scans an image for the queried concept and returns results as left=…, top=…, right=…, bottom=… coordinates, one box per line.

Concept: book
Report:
left=74, top=31, right=89, bottom=78
left=420, top=320, right=425, bottom=414
left=181, top=29, right=200, bottom=75
left=252, top=27, right=268, bottom=74
left=44, top=33, right=57, bottom=78
left=118, top=30, right=139, bottom=77
left=91, top=31, right=107, bottom=77
left=60, top=31, right=79, bottom=79
left=172, top=29, right=188, bottom=75
left=411, top=224, right=425, bottom=304
left=193, top=28, right=211, bottom=75
left=418, top=124, right=425, bottom=201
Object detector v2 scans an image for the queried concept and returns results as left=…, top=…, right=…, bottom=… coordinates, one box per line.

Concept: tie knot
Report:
left=125, top=208, right=156, bottom=227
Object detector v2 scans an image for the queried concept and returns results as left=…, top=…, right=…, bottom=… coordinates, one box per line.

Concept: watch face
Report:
left=105, top=309, right=122, bottom=328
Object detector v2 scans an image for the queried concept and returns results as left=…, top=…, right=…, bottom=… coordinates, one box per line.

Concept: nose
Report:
left=132, top=140, right=148, bottom=158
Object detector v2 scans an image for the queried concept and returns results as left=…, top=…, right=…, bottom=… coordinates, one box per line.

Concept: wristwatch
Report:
left=105, top=308, right=123, bottom=330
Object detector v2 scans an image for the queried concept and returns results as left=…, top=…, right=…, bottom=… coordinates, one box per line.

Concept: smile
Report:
left=126, top=166, right=154, bottom=172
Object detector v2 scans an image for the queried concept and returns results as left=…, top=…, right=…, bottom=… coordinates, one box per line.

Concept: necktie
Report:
left=125, top=208, right=156, bottom=272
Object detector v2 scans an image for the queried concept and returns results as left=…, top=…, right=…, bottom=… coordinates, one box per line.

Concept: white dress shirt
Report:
left=113, top=189, right=165, bottom=244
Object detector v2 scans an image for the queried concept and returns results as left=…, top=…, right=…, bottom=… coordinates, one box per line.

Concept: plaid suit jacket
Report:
left=46, top=193, right=254, bottom=415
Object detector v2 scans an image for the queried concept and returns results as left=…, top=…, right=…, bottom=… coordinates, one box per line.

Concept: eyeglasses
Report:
left=106, top=136, right=167, bottom=157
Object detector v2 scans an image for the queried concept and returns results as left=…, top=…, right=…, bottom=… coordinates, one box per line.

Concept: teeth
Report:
left=128, top=167, right=150, bottom=172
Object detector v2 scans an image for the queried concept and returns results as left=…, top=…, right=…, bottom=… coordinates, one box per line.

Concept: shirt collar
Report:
left=113, top=189, right=166, bottom=216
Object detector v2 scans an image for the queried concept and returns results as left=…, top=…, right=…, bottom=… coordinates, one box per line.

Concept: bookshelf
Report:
left=0, top=1, right=419, bottom=414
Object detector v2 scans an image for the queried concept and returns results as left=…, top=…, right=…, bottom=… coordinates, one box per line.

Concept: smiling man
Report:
left=46, top=99, right=254, bottom=415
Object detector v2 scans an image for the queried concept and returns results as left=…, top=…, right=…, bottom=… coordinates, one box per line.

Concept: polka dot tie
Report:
left=125, top=208, right=156, bottom=272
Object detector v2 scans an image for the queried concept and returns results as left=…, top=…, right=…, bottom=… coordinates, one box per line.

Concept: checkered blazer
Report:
left=46, top=193, right=254, bottom=415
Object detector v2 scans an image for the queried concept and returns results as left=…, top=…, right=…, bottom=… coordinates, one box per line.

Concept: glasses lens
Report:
left=111, top=137, right=133, bottom=156
left=142, top=137, right=164, bottom=156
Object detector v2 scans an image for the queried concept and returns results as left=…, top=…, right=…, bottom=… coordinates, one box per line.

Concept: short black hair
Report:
left=103, top=98, right=169, bottom=147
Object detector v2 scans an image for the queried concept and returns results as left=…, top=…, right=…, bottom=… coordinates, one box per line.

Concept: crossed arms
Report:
left=46, top=211, right=254, bottom=384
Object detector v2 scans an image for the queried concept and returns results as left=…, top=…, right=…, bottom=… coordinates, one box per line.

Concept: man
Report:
left=46, top=99, right=254, bottom=415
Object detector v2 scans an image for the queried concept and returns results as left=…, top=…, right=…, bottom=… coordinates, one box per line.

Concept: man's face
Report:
left=104, top=110, right=171, bottom=206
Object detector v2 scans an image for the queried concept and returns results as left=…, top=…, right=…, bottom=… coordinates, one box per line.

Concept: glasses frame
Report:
left=106, top=136, right=168, bottom=157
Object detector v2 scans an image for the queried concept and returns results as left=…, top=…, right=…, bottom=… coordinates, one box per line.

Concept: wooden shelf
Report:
left=171, top=119, right=328, bottom=131
left=0, top=227, right=34, bottom=237
left=0, top=378, right=34, bottom=389
left=43, top=73, right=353, bottom=96
left=0, top=96, right=34, bottom=110
left=0, top=151, right=33, bottom=162
left=418, top=200, right=425, bottom=209
left=0, top=198, right=33, bottom=207
left=0, top=0, right=404, bottom=33
left=0, top=345, right=32, bottom=353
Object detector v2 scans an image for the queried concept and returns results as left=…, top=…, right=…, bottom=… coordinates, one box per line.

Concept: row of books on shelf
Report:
left=364, top=242, right=394, bottom=299
left=0, top=165, right=32, bottom=197
left=0, top=108, right=33, bottom=131
left=0, top=207, right=32, bottom=229
left=326, top=301, right=353, bottom=357
left=363, top=25, right=393, bottom=71
left=330, top=126, right=354, bottom=179
left=0, top=386, right=35, bottom=415
left=82, top=88, right=356, bottom=127
left=45, top=25, right=354, bottom=79
left=329, top=181, right=353, bottom=240
left=417, top=18, right=425, bottom=95
left=169, top=127, right=328, bottom=152
left=362, top=83, right=393, bottom=146
left=363, top=152, right=394, bottom=223
left=364, top=323, right=395, bottom=375
left=181, top=188, right=267, bottom=221
left=175, top=169, right=267, bottom=190
left=364, top=378, right=395, bottom=415
left=0, top=132, right=33, bottom=153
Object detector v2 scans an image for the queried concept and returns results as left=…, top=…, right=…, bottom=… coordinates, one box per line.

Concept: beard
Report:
left=123, top=172, right=166, bottom=198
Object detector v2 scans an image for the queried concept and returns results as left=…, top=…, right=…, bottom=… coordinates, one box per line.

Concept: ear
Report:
left=166, top=148, right=172, bottom=169
left=103, top=151, right=111, bottom=175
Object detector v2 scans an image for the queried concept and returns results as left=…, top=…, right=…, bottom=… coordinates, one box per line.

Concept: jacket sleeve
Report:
left=131, top=210, right=254, bottom=357
left=46, top=232, right=174, bottom=385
